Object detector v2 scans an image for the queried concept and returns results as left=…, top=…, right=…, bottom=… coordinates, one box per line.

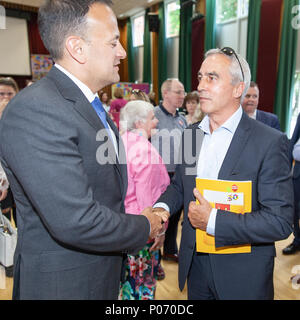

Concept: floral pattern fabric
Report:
left=119, top=242, right=159, bottom=300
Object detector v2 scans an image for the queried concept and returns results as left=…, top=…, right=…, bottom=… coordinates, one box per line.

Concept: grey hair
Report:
left=161, top=78, right=183, bottom=99
left=120, top=100, right=154, bottom=132
left=205, top=48, right=251, bottom=102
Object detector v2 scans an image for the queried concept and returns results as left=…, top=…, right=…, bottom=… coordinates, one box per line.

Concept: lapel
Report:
left=46, top=67, right=127, bottom=193
left=256, top=109, right=262, bottom=122
left=47, top=67, right=103, bottom=131
left=107, top=115, right=128, bottom=198
left=183, top=124, right=204, bottom=180
left=218, top=112, right=252, bottom=180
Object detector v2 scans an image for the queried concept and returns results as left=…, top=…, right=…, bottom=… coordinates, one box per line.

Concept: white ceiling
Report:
left=112, top=0, right=162, bottom=18
left=3, top=0, right=163, bottom=18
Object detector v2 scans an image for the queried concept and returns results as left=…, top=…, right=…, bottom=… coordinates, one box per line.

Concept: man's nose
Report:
left=197, top=77, right=208, bottom=92
left=118, top=42, right=127, bottom=60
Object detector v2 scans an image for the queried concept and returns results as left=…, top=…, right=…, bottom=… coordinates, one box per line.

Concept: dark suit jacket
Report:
left=0, top=67, right=149, bottom=300
left=157, top=112, right=293, bottom=299
left=256, top=109, right=281, bottom=131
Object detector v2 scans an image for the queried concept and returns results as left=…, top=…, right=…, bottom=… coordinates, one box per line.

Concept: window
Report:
left=132, top=12, right=145, bottom=47
left=289, top=72, right=300, bottom=137
left=165, top=0, right=180, bottom=38
left=215, top=0, right=249, bottom=58
left=217, top=0, right=249, bottom=24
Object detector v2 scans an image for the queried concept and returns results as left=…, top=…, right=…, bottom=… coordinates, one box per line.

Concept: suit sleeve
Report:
left=215, top=134, right=293, bottom=247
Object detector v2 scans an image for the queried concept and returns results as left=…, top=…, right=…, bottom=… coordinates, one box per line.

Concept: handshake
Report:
left=141, top=207, right=170, bottom=239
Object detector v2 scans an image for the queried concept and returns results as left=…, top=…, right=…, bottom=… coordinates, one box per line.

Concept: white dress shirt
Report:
left=155, top=106, right=243, bottom=236
left=248, top=109, right=257, bottom=120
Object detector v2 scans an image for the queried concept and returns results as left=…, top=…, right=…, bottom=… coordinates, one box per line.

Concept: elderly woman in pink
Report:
left=119, top=100, right=170, bottom=300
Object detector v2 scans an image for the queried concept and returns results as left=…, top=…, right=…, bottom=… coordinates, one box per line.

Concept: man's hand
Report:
left=141, top=207, right=164, bottom=239
left=188, top=188, right=212, bottom=231
left=152, top=207, right=170, bottom=223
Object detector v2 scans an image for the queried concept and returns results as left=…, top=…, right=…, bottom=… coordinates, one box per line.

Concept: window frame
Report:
left=131, top=10, right=145, bottom=48
left=164, top=0, right=180, bottom=39
left=216, top=0, right=249, bottom=25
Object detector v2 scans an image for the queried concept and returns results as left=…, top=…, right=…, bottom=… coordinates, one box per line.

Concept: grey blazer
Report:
left=0, top=67, right=149, bottom=300
left=157, top=112, right=293, bottom=299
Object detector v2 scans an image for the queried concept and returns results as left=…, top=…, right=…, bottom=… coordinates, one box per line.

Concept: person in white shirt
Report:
left=153, top=47, right=293, bottom=300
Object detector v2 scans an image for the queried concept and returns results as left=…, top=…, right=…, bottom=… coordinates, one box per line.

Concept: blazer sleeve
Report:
left=155, top=165, right=184, bottom=216
left=215, top=133, right=293, bottom=247
left=272, top=115, right=281, bottom=131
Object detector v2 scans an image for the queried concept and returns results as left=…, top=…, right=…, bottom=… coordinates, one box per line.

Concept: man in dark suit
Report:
left=153, top=48, right=293, bottom=299
left=0, top=0, right=165, bottom=300
left=282, top=113, right=300, bottom=255
left=242, top=81, right=281, bottom=131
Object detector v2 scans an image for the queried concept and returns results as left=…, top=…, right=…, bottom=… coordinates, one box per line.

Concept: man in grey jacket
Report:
left=0, top=0, right=165, bottom=300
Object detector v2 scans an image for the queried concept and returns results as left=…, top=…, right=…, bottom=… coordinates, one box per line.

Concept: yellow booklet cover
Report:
left=196, top=178, right=252, bottom=254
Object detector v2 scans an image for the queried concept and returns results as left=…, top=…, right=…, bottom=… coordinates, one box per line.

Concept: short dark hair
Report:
left=249, top=81, right=259, bottom=88
left=0, top=77, right=19, bottom=93
left=38, top=0, right=113, bottom=60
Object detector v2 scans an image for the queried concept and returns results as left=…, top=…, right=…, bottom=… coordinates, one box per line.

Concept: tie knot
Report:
left=92, top=97, right=105, bottom=114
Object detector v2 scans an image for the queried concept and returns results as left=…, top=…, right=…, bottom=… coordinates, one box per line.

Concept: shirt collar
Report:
left=250, top=109, right=257, bottom=119
left=54, top=64, right=98, bottom=103
left=199, top=106, right=243, bottom=135
left=159, top=103, right=179, bottom=117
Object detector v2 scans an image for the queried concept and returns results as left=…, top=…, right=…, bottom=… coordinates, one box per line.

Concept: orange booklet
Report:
left=195, top=178, right=252, bottom=254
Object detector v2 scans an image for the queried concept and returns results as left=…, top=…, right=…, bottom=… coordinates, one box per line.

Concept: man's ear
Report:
left=162, top=89, right=169, bottom=100
left=65, top=36, right=87, bottom=64
left=233, top=82, right=245, bottom=99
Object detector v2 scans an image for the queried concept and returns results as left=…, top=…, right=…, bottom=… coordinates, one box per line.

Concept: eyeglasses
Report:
left=131, top=89, right=141, bottom=94
left=171, top=90, right=186, bottom=96
left=221, top=47, right=244, bottom=82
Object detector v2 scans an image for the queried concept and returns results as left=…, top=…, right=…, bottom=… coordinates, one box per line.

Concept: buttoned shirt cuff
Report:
left=153, top=202, right=170, bottom=213
left=206, top=208, right=217, bottom=236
